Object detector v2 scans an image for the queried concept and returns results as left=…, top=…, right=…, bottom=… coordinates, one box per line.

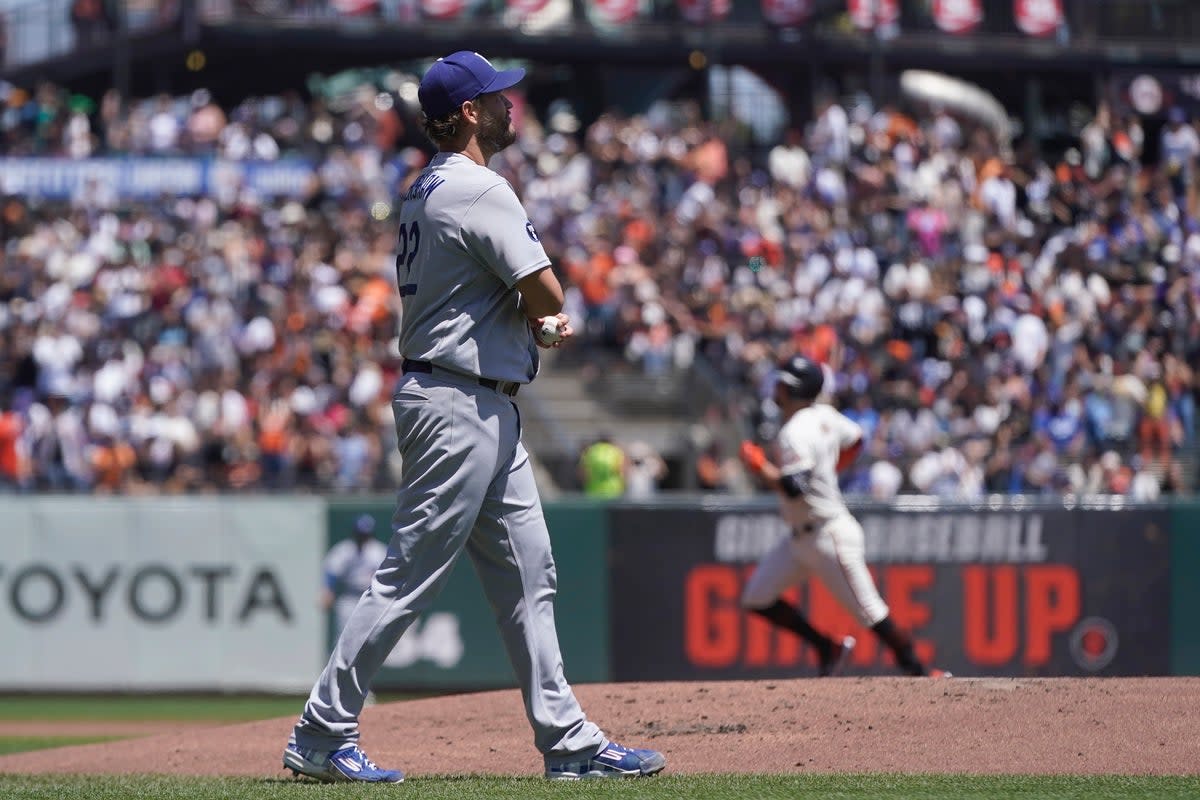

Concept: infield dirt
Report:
left=1, top=677, right=1197, bottom=777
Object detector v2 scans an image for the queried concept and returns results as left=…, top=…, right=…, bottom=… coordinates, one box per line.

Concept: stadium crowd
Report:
left=0, top=77, right=1197, bottom=498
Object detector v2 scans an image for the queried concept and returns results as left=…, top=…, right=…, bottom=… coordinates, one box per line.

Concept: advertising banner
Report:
left=586, top=0, right=646, bottom=29
left=932, top=0, right=982, bottom=34
left=1112, top=71, right=1200, bottom=119
left=761, top=0, right=812, bottom=28
left=1013, top=0, right=1062, bottom=37
left=330, top=0, right=381, bottom=14
left=1170, top=502, right=1200, bottom=675
left=500, top=0, right=571, bottom=31
left=420, top=0, right=471, bottom=20
left=123, top=0, right=183, bottom=32
left=0, top=158, right=316, bottom=200
left=609, top=500, right=1171, bottom=680
left=505, top=0, right=554, bottom=20
left=847, top=0, right=899, bottom=30
left=0, top=497, right=326, bottom=691
left=325, top=499, right=610, bottom=690
left=677, top=0, right=731, bottom=24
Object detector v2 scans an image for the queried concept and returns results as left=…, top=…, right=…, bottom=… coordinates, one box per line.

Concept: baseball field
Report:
left=2, top=677, right=1198, bottom=799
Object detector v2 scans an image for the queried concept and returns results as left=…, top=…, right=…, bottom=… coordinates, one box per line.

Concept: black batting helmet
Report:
left=776, top=356, right=824, bottom=400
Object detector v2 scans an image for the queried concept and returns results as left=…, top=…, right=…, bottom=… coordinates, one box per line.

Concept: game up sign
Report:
left=609, top=500, right=1170, bottom=680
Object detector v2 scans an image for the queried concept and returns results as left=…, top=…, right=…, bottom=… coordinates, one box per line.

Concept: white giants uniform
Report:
left=741, top=404, right=889, bottom=627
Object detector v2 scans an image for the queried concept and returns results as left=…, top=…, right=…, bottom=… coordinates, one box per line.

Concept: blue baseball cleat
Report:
left=545, top=740, right=667, bottom=780
left=283, top=742, right=404, bottom=783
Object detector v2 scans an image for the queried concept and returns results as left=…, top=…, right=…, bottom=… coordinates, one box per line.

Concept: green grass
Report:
left=1, top=774, right=1198, bottom=800
left=2, top=697, right=1193, bottom=798
left=0, top=694, right=422, bottom=723
left=0, top=736, right=123, bottom=756
left=0, top=693, right=438, bottom=759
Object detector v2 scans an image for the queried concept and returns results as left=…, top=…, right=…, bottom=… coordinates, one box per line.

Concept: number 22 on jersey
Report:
left=395, top=220, right=420, bottom=296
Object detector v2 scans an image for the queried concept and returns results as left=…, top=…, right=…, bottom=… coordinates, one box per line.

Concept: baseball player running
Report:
left=283, top=50, right=666, bottom=783
left=739, top=356, right=950, bottom=679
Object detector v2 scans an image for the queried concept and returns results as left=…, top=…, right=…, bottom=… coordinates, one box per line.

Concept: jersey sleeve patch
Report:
left=461, top=184, right=551, bottom=288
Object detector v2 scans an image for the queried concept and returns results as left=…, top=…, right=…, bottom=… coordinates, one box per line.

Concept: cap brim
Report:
left=481, top=67, right=525, bottom=95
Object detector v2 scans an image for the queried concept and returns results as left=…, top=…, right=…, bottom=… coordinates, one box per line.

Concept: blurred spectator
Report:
left=70, top=0, right=114, bottom=48
left=0, top=395, right=30, bottom=491
left=694, top=440, right=740, bottom=492
left=867, top=459, right=903, bottom=500
left=624, top=440, right=667, bottom=498
left=1129, top=456, right=1162, bottom=502
left=767, top=128, right=810, bottom=189
left=1161, top=107, right=1199, bottom=206
left=578, top=434, right=625, bottom=498
left=0, top=76, right=1197, bottom=501
left=1079, top=102, right=1111, bottom=180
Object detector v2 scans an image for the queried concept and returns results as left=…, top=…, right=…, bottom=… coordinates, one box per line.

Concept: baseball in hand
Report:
left=536, top=317, right=564, bottom=345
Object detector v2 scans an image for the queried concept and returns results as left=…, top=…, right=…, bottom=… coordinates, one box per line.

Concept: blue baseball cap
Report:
left=354, top=514, right=377, bottom=535
left=418, top=51, right=525, bottom=119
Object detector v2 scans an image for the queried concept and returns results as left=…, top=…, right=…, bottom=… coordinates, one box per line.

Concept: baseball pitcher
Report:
left=283, top=50, right=665, bottom=783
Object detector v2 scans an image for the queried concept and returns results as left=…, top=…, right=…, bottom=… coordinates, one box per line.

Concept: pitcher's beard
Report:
left=478, top=109, right=516, bottom=154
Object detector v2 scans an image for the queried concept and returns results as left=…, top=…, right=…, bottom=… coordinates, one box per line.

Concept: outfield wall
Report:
left=0, top=497, right=326, bottom=691
left=609, top=499, right=1171, bottom=680
left=0, top=496, right=1194, bottom=691
left=324, top=498, right=610, bottom=690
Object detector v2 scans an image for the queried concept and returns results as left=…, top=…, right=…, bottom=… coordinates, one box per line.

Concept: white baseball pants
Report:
left=741, top=513, right=889, bottom=628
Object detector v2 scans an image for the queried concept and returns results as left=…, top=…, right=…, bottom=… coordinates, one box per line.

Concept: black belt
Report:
left=402, top=359, right=520, bottom=397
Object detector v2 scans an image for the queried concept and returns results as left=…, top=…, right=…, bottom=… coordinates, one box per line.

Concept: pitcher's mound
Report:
left=2, top=677, right=1198, bottom=777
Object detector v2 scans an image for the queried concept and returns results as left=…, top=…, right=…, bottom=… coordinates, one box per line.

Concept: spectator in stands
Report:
left=578, top=433, right=625, bottom=498
left=767, top=128, right=810, bottom=189
left=1079, top=102, right=1111, bottom=180
left=623, top=440, right=667, bottom=499
left=0, top=76, right=1197, bottom=499
left=0, top=391, right=29, bottom=492
left=867, top=459, right=903, bottom=500
left=1161, top=107, right=1199, bottom=208
left=69, top=0, right=114, bottom=48
left=693, top=440, right=741, bottom=493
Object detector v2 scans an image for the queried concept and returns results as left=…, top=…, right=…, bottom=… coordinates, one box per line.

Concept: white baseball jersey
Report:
left=742, top=402, right=888, bottom=627
left=395, top=152, right=548, bottom=383
left=776, top=403, right=862, bottom=530
left=323, top=537, right=388, bottom=633
left=323, top=538, right=389, bottom=599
